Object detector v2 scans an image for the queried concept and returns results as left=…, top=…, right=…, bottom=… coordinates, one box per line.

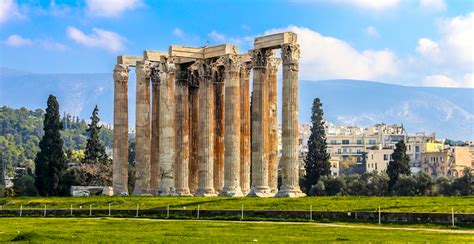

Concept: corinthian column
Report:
left=267, top=54, right=281, bottom=194
left=248, top=49, right=272, bottom=197
left=175, top=64, right=192, bottom=196
left=214, top=66, right=225, bottom=194
left=239, top=62, right=251, bottom=196
left=150, top=65, right=161, bottom=195
left=220, top=54, right=243, bottom=197
left=195, top=60, right=217, bottom=196
left=113, top=64, right=129, bottom=195
left=188, top=67, right=200, bottom=194
left=276, top=44, right=305, bottom=197
left=133, top=61, right=152, bottom=196
left=158, top=57, right=177, bottom=196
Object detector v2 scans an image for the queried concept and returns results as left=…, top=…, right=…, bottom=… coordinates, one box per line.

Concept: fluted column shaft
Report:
left=150, top=66, right=161, bottom=195
left=221, top=55, right=243, bottom=196
left=276, top=44, right=305, bottom=197
left=175, top=65, right=192, bottom=196
left=188, top=72, right=200, bottom=194
left=112, top=64, right=129, bottom=195
left=158, top=58, right=177, bottom=196
left=214, top=72, right=225, bottom=194
left=196, top=60, right=217, bottom=196
left=267, top=54, right=281, bottom=194
left=248, top=49, right=272, bottom=197
left=239, top=62, right=251, bottom=196
left=133, top=61, right=151, bottom=196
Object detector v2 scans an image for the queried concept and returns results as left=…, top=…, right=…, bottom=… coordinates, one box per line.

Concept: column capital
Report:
left=150, top=64, right=161, bottom=86
left=113, top=64, right=129, bottom=83
left=281, top=44, right=300, bottom=65
left=176, top=65, right=189, bottom=86
left=240, top=62, right=252, bottom=76
left=136, top=60, right=152, bottom=79
left=266, top=53, right=281, bottom=73
left=223, top=54, right=242, bottom=73
left=250, top=49, right=277, bottom=68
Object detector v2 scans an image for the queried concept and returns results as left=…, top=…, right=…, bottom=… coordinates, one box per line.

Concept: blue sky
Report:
left=1, top=0, right=473, bottom=87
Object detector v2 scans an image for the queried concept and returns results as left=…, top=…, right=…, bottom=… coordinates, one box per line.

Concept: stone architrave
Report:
left=214, top=66, right=225, bottom=194
left=158, top=57, right=177, bottom=196
left=133, top=61, right=152, bottom=196
left=248, top=49, right=272, bottom=197
left=276, top=44, right=305, bottom=197
left=175, top=64, right=192, bottom=196
left=112, top=64, right=130, bottom=196
left=188, top=66, right=200, bottom=194
left=220, top=54, right=243, bottom=197
left=267, top=53, right=281, bottom=194
left=239, top=62, right=251, bottom=196
left=195, top=60, right=217, bottom=196
left=150, top=65, right=161, bottom=195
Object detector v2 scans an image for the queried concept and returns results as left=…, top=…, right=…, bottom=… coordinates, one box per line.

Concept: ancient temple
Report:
left=112, top=32, right=305, bottom=197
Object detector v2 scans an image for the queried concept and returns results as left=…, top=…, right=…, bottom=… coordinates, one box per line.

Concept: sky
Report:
left=0, top=0, right=473, bottom=88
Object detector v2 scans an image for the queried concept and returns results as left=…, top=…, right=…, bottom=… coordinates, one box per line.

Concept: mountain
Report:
left=1, top=68, right=473, bottom=140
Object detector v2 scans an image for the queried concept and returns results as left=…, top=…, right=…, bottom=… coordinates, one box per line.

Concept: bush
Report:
left=414, top=172, right=435, bottom=196
left=322, top=177, right=344, bottom=196
left=365, top=172, right=389, bottom=196
left=393, top=175, right=417, bottom=196
left=13, top=174, right=38, bottom=196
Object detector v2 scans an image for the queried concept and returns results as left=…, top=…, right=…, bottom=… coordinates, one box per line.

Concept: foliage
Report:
left=303, top=98, right=331, bottom=194
left=451, top=168, right=473, bottom=196
left=84, top=105, right=108, bottom=164
left=34, top=95, right=69, bottom=196
left=387, top=141, right=411, bottom=192
left=13, top=174, right=38, bottom=196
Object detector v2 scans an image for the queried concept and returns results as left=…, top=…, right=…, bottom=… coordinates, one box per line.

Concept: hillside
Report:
left=1, top=68, right=473, bottom=140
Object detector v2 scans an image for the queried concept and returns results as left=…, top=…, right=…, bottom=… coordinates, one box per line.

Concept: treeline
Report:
left=0, top=106, right=112, bottom=178
left=307, top=169, right=473, bottom=196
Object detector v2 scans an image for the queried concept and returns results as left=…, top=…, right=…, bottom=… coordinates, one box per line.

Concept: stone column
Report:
left=214, top=68, right=225, bottom=194
left=133, top=61, right=152, bottom=196
left=150, top=65, right=161, bottom=196
left=195, top=60, right=217, bottom=196
left=220, top=55, right=243, bottom=196
left=188, top=67, right=200, bottom=194
left=248, top=49, right=272, bottom=197
left=113, top=64, right=129, bottom=195
left=239, top=62, right=251, bottom=196
left=158, top=57, right=177, bottom=196
left=276, top=44, right=305, bottom=197
left=175, top=64, right=192, bottom=196
left=267, top=54, right=281, bottom=194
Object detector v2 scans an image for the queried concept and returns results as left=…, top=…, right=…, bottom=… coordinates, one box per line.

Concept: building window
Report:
left=337, top=149, right=341, bottom=154
left=330, top=140, right=337, bottom=145
left=415, top=146, right=420, bottom=153
left=369, top=140, right=376, bottom=145
left=375, top=163, right=377, bottom=170
left=342, top=140, right=349, bottom=145
left=357, top=140, right=363, bottom=145
left=384, top=154, right=388, bottom=161
left=342, top=148, right=347, bottom=153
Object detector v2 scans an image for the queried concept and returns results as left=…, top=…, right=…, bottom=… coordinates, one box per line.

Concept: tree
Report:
left=34, top=95, right=69, bottom=196
left=304, top=98, right=331, bottom=194
left=84, top=105, right=108, bottom=164
left=387, top=140, right=411, bottom=192
left=452, top=168, right=472, bottom=196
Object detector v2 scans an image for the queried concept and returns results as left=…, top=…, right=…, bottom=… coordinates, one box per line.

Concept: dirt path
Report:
left=100, top=218, right=474, bottom=234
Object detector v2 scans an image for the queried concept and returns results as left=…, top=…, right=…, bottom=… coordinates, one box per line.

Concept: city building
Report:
left=406, top=132, right=444, bottom=174
left=420, top=146, right=472, bottom=177
left=366, top=148, right=394, bottom=174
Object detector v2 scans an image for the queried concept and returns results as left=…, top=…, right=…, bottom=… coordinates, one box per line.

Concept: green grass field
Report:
left=0, top=218, right=472, bottom=243
left=1, top=196, right=473, bottom=213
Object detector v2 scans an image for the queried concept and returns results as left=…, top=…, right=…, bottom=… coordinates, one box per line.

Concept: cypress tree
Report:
left=34, top=95, right=68, bottom=196
left=84, top=105, right=108, bottom=164
left=387, top=140, right=411, bottom=192
left=304, top=98, right=331, bottom=194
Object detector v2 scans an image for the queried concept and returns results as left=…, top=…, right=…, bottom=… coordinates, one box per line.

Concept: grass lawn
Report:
left=1, top=196, right=473, bottom=213
left=0, top=218, right=472, bottom=243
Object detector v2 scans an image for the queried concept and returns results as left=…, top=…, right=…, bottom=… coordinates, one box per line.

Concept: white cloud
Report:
left=85, top=0, right=142, bottom=17
left=208, top=30, right=226, bottom=42
left=173, top=28, right=185, bottom=37
left=4, top=35, right=32, bottom=47
left=419, top=0, right=446, bottom=12
left=423, top=74, right=474, bottom=88
left=416, top=38, right=441, bottom=62
left=0, top=0, right=22, bottom=23
left=38, top=39, right=67, bottom=51
left=264, top=26, right=399, bottom=81
left=310, top=0, right=400, bottom=12
left=365, top=26, right=380, bottom=38
left=67, top=26, right=126, bottom=52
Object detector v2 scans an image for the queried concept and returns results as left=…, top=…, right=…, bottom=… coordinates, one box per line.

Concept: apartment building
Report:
left=366, top=148, right=394, bottom=173
left=420, top=146, right=472, bottom=177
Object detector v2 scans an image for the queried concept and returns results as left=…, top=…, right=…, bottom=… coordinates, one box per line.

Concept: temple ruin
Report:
left=112, top=32, right=305, bottom=197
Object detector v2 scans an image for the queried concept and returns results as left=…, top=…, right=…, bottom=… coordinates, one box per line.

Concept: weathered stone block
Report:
left=117, top=55, right=143, bottom=67
left=254, top=32, right=297, bottom=49
left=144, top=50, right=167, bottom=61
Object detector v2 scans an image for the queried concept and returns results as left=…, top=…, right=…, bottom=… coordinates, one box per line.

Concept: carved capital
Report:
left=197, top=60, right=212, bottom=79
left=240, top=62, right=252, bottom=77
left=223, top=54, right=241, bottom=73
left=150, top=63, right=161, bottom=86
left=266, top=52, right=281, bottom=73
left=249, top=49, right=266, bottom=68
left=281, top=44, right=300, bottom=65
left=176, top=65, right=189, bottom=86
left=136, top=61, right=151, bottom=79
left=113, top=64, right=129, bottom=83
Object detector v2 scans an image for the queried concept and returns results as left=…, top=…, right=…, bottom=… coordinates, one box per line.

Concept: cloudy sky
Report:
left=1, top=0, right=473, bottom=88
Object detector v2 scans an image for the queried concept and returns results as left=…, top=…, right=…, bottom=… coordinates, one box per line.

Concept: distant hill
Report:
left=1, top=67, right=473, bottom=140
